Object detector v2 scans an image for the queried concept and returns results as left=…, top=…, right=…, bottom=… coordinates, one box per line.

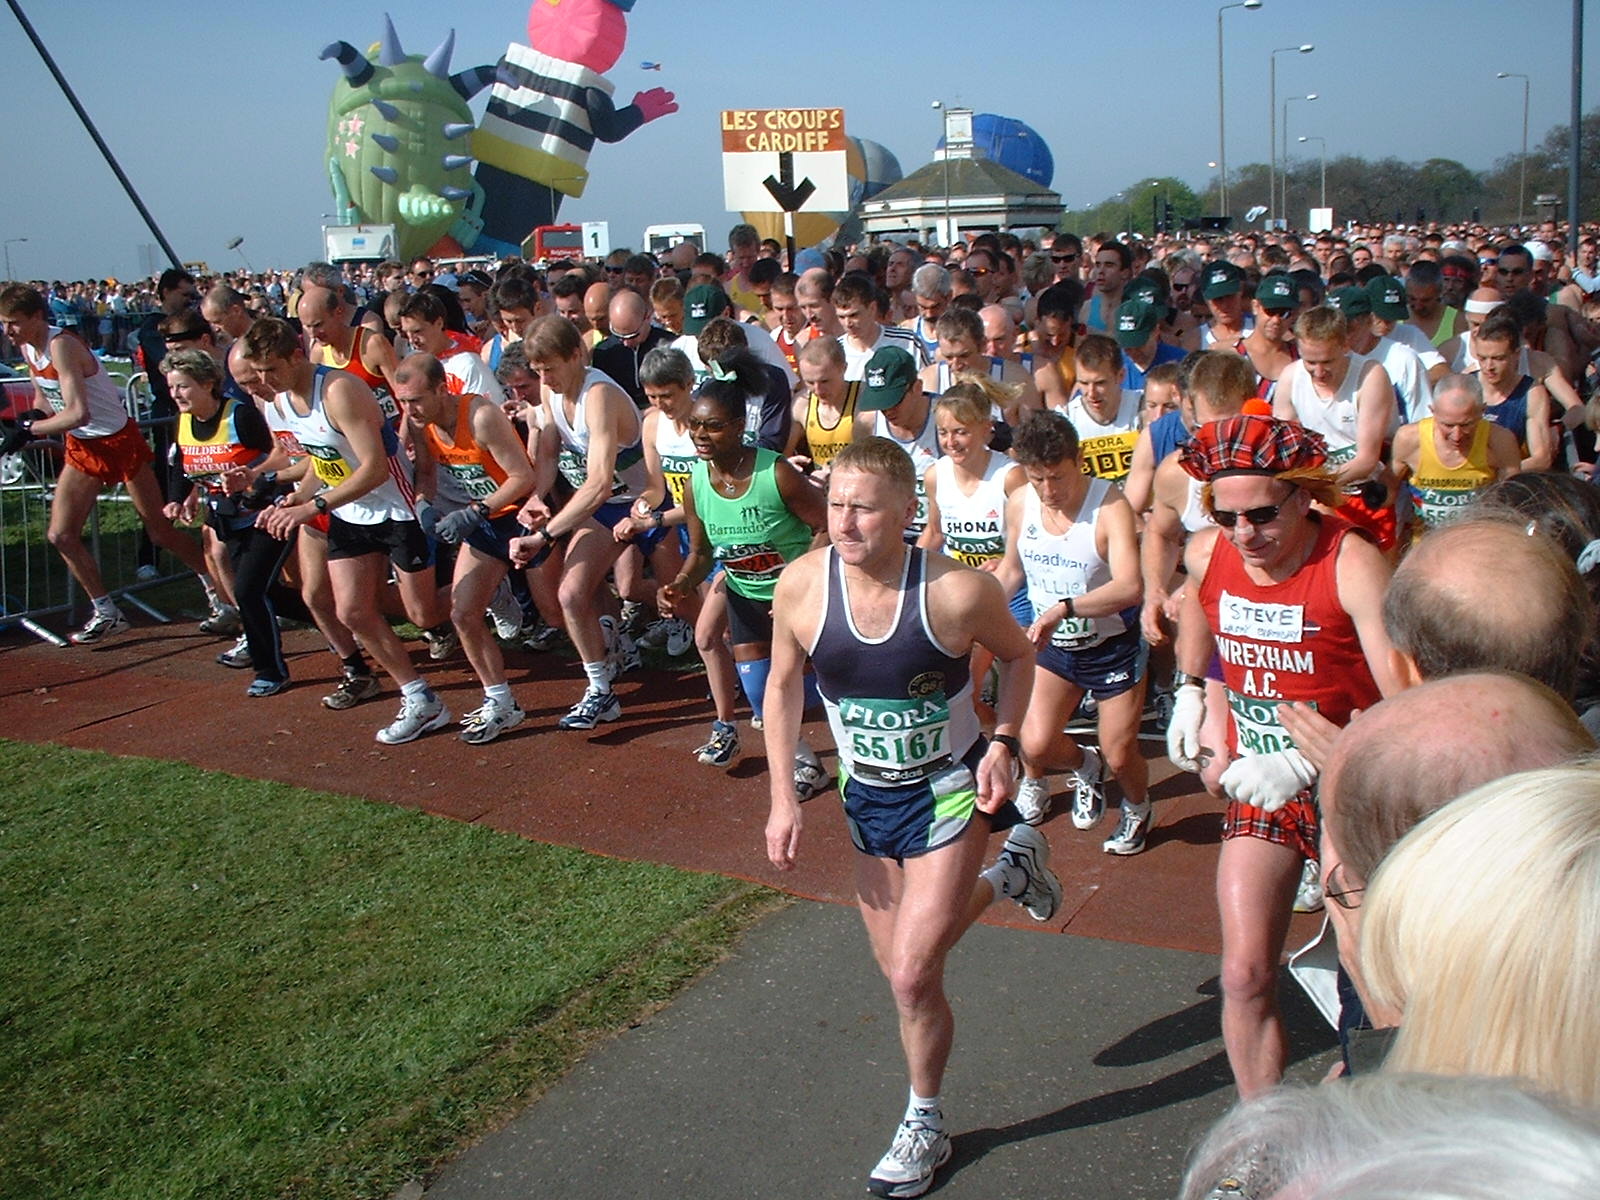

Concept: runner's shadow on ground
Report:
left=941, top=974, right=1338, bottom=1185
left=1148, top=812, right=1224, bottom=849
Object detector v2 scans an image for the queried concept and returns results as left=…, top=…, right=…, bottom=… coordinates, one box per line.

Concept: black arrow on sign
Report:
left=762, top=151, right=816, bottom=213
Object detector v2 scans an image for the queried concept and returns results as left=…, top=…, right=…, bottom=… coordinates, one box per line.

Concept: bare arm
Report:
left=1522, top=383, right=1555, bottom=471
left=1122, top=426, right=1157, bottom=514
left=30, top=332, right=96, bottom=435
left=1139, top=455, right=1188, bottom=644
left=1174, top=530, right=1220, bottom=678
left=1344, top=362, right=1396, bottom=485
left=1487, top=422, right=1523, bottom=479
left=763, top=552, right=824, bottom=869
left=915, top=463, right=943, bottom=551
left=471, top=397, right=536, bottom=511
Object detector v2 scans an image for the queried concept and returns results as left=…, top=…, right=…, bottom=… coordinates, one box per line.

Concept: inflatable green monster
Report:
left=320, top=16, right=496, bottom=261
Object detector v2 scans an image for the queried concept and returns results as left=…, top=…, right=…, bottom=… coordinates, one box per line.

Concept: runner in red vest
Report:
left=1167, top=415, right=1397, bottom=1099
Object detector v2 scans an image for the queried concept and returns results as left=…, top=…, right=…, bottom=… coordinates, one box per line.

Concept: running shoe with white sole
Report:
left=520, top=621, right=563, bottom=652
left=694, top=720, right=739, bottom=767
left=216, top=633, right=253, bottom=669
left=323, top=670, right=380, bottom=710
left=663, top=619, right=694, bottom=657
left=1294, top=857, right=1325, bottom=913
left=558, top=688, right=622, bottom=730
left=1015, top=776, right=1051, bottom=826
left=867, top=1117, right=951, bottom=1199
left=793, top=742, right=829, bottom=800
left=423, top=626, right=459, bottom=661
left=460, top=698, right=525, bottom=745
left=375, top=693, right=451, bottom=745
left=997, top=824, right=1062, bottom=921
left=599, top=614, right=640, bottom=673
left=1068, top=746, right=1106, bottom=830
left=70, top=608, right=129, bottom=645
left=1103, top=802, right=1152, bottom=856
left=199, top=603, right=242, bottom=637
left=486, top=579, right=524, bottom=640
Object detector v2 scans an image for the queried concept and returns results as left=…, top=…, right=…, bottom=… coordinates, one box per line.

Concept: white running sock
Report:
left=485, top=683, right=514, bottom=706
left=91, top=595, right=118, bottom=617
left=582, top=660, right=611, bottom=693
left=905, top=1089, right=943, bottom=1127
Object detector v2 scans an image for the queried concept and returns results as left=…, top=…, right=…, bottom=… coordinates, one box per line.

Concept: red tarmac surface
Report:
left=0, top=616, right=1322, bottom=956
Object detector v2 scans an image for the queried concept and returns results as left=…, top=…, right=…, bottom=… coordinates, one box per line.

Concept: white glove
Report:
left=1220, top=748, right=1316, bottom=812
left=1166, top=684, right=1206, bottom=773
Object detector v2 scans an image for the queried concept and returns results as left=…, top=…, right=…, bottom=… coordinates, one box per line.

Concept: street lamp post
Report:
left=1496, top=72, right=1530, bottom=228
left=1299, top=136, right=1327, bottom=210
left=1216, top=0, right=1263, bottom=219
left=931, top=99, right=951, bottom=247
left=1281, top=93, right=1318, bottom=222
left=1269, top=44, right=1314, bottom=228
left=3, top=237, right=25, bottom=281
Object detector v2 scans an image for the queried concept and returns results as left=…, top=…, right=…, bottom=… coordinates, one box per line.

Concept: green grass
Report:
left=0, top=740, right=780, bottom=1200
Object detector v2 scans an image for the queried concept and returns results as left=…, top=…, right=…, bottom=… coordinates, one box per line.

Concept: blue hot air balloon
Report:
left=853, top=137, right=903, bottom=203
left=937, top=113, right=1054, bottom=188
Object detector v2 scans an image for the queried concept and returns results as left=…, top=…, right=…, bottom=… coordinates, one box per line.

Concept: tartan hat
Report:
left=1179, top=415, right=1329, bottom=482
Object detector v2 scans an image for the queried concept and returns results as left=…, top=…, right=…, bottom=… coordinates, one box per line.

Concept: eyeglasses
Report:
left=412, top=270, right=434, bottom=280
left=1211, top=502, right=1286, bottom=528
left=1051, top=253, right=1079, bottom=264
left=968, top=267, right=991, bottom=277
left=687, top=416, right=737, bottom=432
left=1325, top=861, right=1365, bottom=910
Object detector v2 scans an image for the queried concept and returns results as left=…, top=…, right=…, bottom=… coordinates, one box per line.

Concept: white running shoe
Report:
left=1015, top=776, right=1051, bottom=826
left=199, top=602, right=242, bottom=636
left=460, top=697, right=525, bottom=745
left=867, top=1117, right=951, bottom=1198
left=71, top=608, right=129, bottom=645
left=215, top=633, right=252, bottom=669
left=486, top=579, right=524, bottom=640
left=997, top=824, right=1063, bottom=922
left=694, top=721, right=740, bottom=767
left=793, top=741, right=829, bottom=800
left=1294, top=857, right=1325, bottom=913
left=375, top=692, right=451, bottom=745
left=1103, top=803, right=1152, bottom=856
left=1068, top=747, right=1106, bottom=830
left=558, top=688, right=622, bottom=730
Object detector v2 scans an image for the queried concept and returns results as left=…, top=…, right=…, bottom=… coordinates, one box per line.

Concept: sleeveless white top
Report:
left=22, top=327, right=128, bottom=438
left=1017, top=477, right=1126, bottom=650
left=931, top=451, right=1015, bottom=566
left=549, top=366, right=647, bottom=501
left=270, top=366, right=414, bottom=525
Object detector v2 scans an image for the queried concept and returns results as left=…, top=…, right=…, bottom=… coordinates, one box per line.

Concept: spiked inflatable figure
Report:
left=471, top=0, right=677, bottom=257
left=320, top=16, right=497, bottom=262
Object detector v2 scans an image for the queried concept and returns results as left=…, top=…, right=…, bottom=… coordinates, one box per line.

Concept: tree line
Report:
left=1060, top=106, right=1600, bottom=235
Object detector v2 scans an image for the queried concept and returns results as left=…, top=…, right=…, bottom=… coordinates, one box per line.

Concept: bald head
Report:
left=980, top=304, right=1015, bottom=344
left=1384, top=517, right=1592, bottom=698
left=584, top=281, right=611, bottom=333
left=608, top=288, right=649, bottom=338
left=1325, top=671, right=1595, bottom=884
left=795, top=267, right=832, bottom=300
left=1431, top=372, right=1485, bottom=417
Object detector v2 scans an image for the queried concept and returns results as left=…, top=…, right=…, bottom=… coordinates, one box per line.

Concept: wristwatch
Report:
left=651, top=510, right=665, bottom=529
left=1061, top=597, right=1076, bottom=619
left=312, top=494, right=329, bottom=513
left=990, top=733, right=1021, bottom=756
left=470, top=500, right=491, bottom=518
left=1174, top=670, right=1206, bottom=689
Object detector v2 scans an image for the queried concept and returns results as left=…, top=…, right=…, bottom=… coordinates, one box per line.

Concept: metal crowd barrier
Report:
left=0, top=363, right=195, bottom=647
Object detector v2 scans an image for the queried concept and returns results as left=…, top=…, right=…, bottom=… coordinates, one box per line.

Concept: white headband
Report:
left=1464, top=297, right=1501, bottom=314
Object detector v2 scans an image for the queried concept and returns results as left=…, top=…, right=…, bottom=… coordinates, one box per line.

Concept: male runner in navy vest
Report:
left=765, top=436, right=1059, bottom=1198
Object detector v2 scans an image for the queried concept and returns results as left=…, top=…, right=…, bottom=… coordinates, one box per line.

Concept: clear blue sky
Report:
left=1, top=0, right=1592, bottom=281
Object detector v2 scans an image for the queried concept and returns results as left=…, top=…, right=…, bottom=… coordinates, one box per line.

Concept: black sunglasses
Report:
left=1051, top=253, right=1079, bottom=263
left=1211, top=502, right=1285, bottom=528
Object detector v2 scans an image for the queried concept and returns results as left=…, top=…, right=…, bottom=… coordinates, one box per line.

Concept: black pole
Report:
left=6, top=0, right=181, bottom=270
left=1571, top=0, right=1585, bottom=259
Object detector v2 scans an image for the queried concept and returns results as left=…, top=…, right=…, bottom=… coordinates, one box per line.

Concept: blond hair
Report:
left=1361, top=759, right=1600, bottom=1108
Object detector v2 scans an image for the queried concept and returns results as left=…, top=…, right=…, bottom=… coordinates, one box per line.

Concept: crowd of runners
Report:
left=7, top=213, right=1600, bottom=1196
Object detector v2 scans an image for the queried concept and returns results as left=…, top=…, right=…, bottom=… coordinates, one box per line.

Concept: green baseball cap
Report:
left=1255, top=273, right=1299, bottom=311
left=1123, top=277, right=1171, bottom=317
left=682, top=284, right=731, bottom=335
left=1328, top=285, right=1373, bottom=318
left=1201, top=261, right=1245, bottom=299
left=857, top=345, right=919, bottom=412
left=1113, top=298, right=1162, bottom=348
left=1365, top=275, right=1409, bottom=320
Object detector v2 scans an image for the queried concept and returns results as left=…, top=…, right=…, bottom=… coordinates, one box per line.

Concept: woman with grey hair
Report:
left=1181, top=1074, right=1600, bottom=1200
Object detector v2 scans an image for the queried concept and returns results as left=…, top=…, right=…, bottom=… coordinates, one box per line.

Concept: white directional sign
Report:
left=721, top=108, right=850, bottom=213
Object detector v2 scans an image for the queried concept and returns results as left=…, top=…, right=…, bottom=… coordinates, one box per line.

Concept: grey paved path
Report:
left=421, top=901, right=1336, bottom=1200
